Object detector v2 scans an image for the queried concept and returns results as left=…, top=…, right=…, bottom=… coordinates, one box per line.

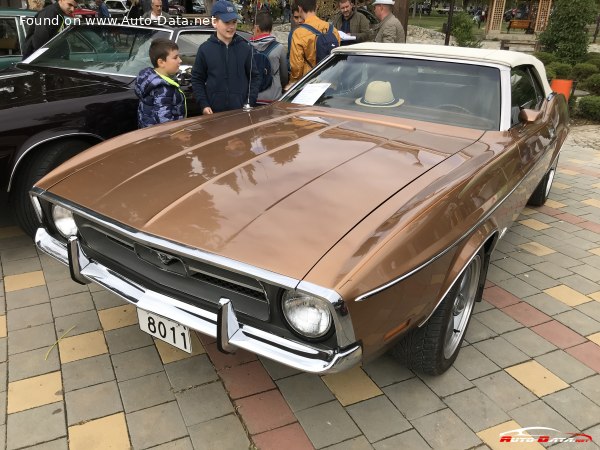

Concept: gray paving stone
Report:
left=556, top=274, right=600, bottom=296
left=523, top=293, right=572, bottom=316
left=504, top=232, right=531, bottom=245
left=127, top=401, right=188, bottom=449
left=54, top=309, right=101, bottom=337
left=0, top=362, right=5, bottom=392
left=8, top=322, right=56, bottom=355
left=544, top=251, right=586, bottom=268
left=509, top=400, right=576, bottom=432
left=91, top=290, right=127, bottom=310
left=296, top=401, right=361, bottom=449
left=464, top=316, right=498, bottom=343
left=582, top=255, right=600, bottom=271
left=46, top=278, right=89, bottom=299
left=573, top=229, right=600, bottom=242
left=0, top=393, right=5, bottom=426
left=503, top=328, right=557, bottom=357
left=473, top=300, right=495, bottom=313
left=50, top=292, right=94, bottom=318
left=111, top=345, right=164, bottom=381
left=383, top=378, right=445, bottom=421
left=1, top=245, right=38, bottom=262
left=532, top=262, right=574, bottom=279
left=553, top=221, right=584, bottom=233
left=373, top=429, right=430, bottom=450
left=490, top=249, right=506, bottom=261
left=495, top=241, right=518, bottom=254
left=527, top=213, right=559, bottom=224
left=26, top=438, right=68, bottom=450
left=487, top=266, right=514, bottom=284
left=362, top=354, right=414, bottom=388
left=543, top=388, right=600, bottom=430
left=5, top=286, right=49, bottom=310
left=65, top=380, right=123, bottom=426
left=475, top=309, right=523, bottom=334
left=104, top=324, right=154, bottom=354
left=473, top=337, right=530, bottom=368
left=188, top=414, right=249, bottom=450
left=37, top=262, right=71, bottom=283
left=571, top=264, right=600, bottom=283
left=532, top=235, right=567, bottom=251
left=62, top=354, right=115, bottom=392
left=325, top=436, right=373, bottom=450
left=175, top=381, right=234, bottom=427
left=276, top=373, right=334, bottom=412
left=444, top=387, right=511, bottom=432
left=493, top=257, right=532, bottom=276
left=346, top=396, right=411, bottom=443
left=418, top=366, right=473, bottom=397
left=150, top=437, right=194, bottom=450
left=259, top=356, right=301, bottom=380
left=8, top=346, right=60, bottom=382
left=497, top=277, right=540, bottom=299
left=6, top=403, right=66, bottom=450
left=553, top=244, right=593, bottom=260
left=507, top=251, right=546, bottom=267
left=1, top=257, right=41, bottom=276
left=119, top=371, right=175, bottom=413
left=516, top=271, right=560, bottom=290
left=0, top=338, right=6, bottom=363
left=573, top=374, right=600, bottom=405
left=7, top=302, right=53, bottom=332
left=164, top=354, right=218, bottom=391
left=584, top=424, right=600, bottom=448
left=553, top=310, right=600, bottom=336
left=577, top=301, right=600, bottom=323
left=510, top=224, right=541, bottom=239
left=0, top=235, right=34, bottom=251
left=411, top=408, right=481, bottom=449
left=453, top=345, right=500, bottom=380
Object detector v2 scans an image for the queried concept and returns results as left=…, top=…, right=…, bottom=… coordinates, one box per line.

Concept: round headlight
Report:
left=281, top=290, right=332, bottom=339
left=51, top=205, right=78, bottom=238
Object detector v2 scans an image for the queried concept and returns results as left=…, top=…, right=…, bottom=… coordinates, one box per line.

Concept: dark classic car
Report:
left=0, top=9, right=36, bottom=70
left=33, top=44, right=569, bottom=375
left=1, top=23, right=250, bottom=238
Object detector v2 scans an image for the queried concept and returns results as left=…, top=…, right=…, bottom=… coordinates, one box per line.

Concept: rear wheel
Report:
left=528, top=158, right=558, bottom=207
left=11, top=140, right=91, bottom=238
left=392, top=249, right=486, bottom=375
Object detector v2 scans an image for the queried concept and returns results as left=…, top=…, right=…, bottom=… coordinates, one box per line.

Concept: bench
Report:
left=507, top=19, right=533, bottom=33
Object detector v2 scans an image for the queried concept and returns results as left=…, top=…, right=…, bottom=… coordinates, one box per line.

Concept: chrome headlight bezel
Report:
left=30, top=195, right=43, bottom=223
left=280, top=290, right=334, bottom=340
left=51, top=204, right=78, bottom=238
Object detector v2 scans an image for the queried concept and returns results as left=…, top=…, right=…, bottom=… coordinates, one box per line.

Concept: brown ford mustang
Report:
left=32, top=44, right=569, bottom=375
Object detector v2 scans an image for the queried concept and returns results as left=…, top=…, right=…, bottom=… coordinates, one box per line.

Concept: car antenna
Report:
left=243, top=0, right=260, bottom=112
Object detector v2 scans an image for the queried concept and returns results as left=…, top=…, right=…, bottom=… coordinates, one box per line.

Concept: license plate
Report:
left=137, top=309, right=191, bottom=353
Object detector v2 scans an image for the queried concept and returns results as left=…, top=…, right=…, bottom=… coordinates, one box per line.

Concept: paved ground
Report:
left=0, top=125, right=599, bottom=450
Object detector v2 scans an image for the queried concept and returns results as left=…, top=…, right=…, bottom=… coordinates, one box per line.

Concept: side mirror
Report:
left=518, top=108, right=542, bottom=124
left=176, top=65, right=192, bottom=86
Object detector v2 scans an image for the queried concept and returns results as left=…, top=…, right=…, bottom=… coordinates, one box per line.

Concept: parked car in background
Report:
left=105, top=0, right=128, bottom=19
left=0, top=9, right=36, bottom=70
left=71, top=5, right=98, bottom=19
left=168, top=0, right=186, bottom=16
left=33, top=44, right=569, bottom=376
left=192, top=0, right=205, bottom=13
left=0, top=24, right=251, bottom=237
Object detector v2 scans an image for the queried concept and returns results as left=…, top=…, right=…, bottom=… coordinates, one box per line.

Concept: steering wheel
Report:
left=436, top=104, right=473, bottom=114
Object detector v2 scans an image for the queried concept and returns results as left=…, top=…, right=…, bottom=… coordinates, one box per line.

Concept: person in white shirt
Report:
left=142, top=0, right=171, bottom=19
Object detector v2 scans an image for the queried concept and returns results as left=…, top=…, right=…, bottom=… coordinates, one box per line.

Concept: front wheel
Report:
left=527, top=158, right=558, bottom=207
left=11, top=140, right=91, bottom=238
left=392, top=249, right=486, bottom=375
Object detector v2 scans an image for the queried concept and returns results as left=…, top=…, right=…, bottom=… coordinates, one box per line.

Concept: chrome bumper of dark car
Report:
left=36, top=227, right=362, bottom=374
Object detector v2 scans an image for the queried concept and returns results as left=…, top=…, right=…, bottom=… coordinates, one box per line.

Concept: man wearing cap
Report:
left=191, top=0, right=260, bottom=114
left=371, top=0, right=405, bottom=43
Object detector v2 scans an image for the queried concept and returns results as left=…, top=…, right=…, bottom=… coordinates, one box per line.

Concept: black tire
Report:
left=10, top=140, right=91, bottom=238
left=392, top=249, right=487, bottom=375
left=527, top=159, right=558, bottom=207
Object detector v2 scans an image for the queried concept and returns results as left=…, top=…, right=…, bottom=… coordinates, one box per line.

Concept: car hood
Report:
left=42, top=104, right=483, bottom=279
left=0, top=66, right=131, bottom=109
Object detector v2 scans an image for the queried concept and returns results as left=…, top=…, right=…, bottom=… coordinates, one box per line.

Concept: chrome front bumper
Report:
left=36, top=227, right=362, bottom=374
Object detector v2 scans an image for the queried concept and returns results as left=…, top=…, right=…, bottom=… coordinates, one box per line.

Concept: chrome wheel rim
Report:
left=443, top=255, right=482, bottom=359
left=545, top=169, right=555, bottom=198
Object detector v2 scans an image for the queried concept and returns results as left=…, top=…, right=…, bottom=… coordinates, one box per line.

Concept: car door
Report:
left=0, top=16, right=23, bottom=70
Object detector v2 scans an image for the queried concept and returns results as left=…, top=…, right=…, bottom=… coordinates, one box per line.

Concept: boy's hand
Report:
left=203, top=107, right=213, bottom=115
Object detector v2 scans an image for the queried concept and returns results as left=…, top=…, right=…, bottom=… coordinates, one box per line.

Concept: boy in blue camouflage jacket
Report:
left=135, top=38, right=186, bottom=128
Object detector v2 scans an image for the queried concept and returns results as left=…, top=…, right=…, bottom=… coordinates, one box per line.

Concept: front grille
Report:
left=75, top=216, right=271, bottom=321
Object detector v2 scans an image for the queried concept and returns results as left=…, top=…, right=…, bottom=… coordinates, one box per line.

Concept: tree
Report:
left=539, top=0, right=597, bottom=64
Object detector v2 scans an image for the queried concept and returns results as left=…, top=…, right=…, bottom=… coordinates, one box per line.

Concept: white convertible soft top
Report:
left=334, top=43, right=551, bottom=95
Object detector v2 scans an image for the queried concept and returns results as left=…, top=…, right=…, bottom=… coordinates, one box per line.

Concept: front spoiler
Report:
left=36, top=227, right=362, bottom=374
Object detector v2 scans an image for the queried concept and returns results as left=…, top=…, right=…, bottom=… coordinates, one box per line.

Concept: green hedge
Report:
left=581, top=74, right=600, bottom=96
left=534, top=52, right=558, bottom=66
left=547, top=62, right=573, bottom=79
left=578, top=96, right=600, bottom=121
left=571, top=63, right=599, bottom=81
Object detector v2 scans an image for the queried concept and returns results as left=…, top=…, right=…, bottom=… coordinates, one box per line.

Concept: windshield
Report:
left=284, top=54, right=501, bottom=130
left=26, top=26, right=171, bottom=77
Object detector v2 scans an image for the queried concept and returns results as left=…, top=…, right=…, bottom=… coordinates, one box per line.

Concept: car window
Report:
left=0, top=17, right=21, bottom=56
left=26, top=26, right=172, bottom=77
left=106, top=1, right=126, bottom=9
left=284, top=54, right=501, bottom=130
left=510, top=65, right=544, bottom=126
left=176, top=31, right=211, bottom=66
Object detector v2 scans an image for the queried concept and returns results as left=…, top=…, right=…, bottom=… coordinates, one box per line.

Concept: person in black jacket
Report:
left=191, top=0, right=260, bottom=114
left=22, top=0, right=77, bottom=59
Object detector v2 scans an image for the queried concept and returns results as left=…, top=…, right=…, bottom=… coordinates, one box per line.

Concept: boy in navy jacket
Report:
left=191, top=0, right=261, bottom=114
left=135, top=38, right=186, bottom=128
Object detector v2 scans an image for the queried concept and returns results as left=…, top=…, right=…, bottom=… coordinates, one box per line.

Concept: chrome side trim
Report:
left=35, top=228, right=362, bottom=374
left=355, top=146, right=562, bottom=303
left=67, top=236, right=90, bottom=285
left=8, top=133, right=103, bottom=192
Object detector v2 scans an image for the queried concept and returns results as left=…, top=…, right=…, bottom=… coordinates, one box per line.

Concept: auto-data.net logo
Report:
left=499, top=427, right=593, bottom=444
